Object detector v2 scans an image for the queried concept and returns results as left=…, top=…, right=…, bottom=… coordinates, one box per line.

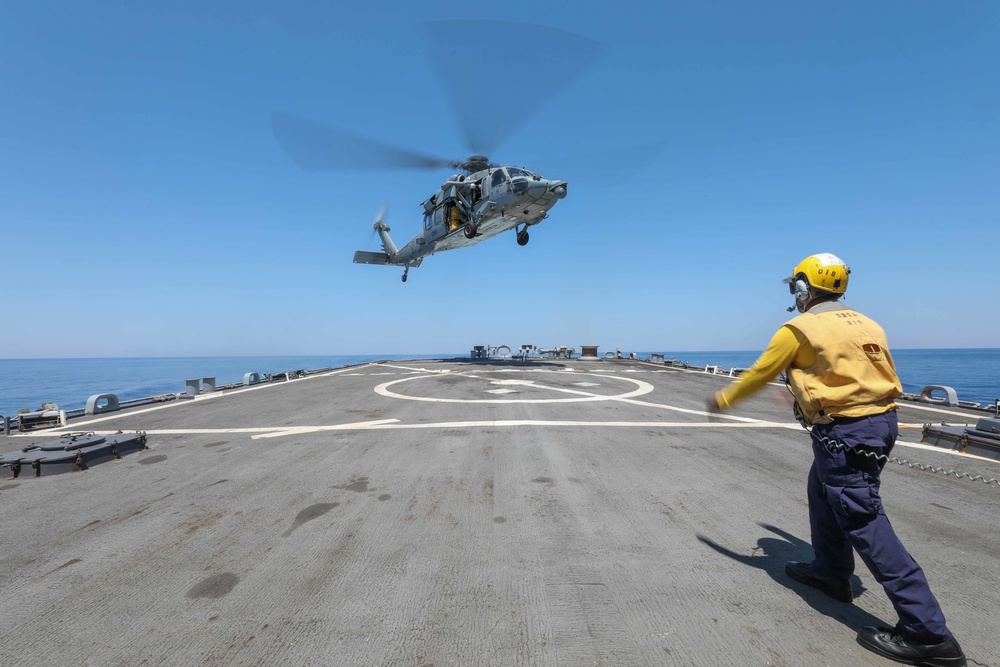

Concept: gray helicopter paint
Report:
left=354, top=165, right=567, bottom=270
left=277, top=21, right=603, bottom=280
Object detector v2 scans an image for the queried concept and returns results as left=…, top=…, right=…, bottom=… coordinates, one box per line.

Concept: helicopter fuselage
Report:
left=353, top=164, right=567, bottom=278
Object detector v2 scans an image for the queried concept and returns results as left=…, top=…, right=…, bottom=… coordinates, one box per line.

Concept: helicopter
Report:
left=271, top=20, right=602, bottom=282
left=355, top=157, right=566, bottom=282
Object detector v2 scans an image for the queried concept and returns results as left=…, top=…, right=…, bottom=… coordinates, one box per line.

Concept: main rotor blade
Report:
left=527, top=141, right=668, bottom=185
left=422, top=20, right=603, bottom=156
left=272, top=112, right=452, bottom=171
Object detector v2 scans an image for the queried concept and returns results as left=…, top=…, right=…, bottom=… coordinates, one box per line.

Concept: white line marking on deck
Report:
left=372, top=369, right=758, bottom=422
left=893, top=402, right=993, bottom=419
left=247, top=420, right=791, bottom=439
left=20, top=364, right=373, bottom=434
left=61, top=421, right=997, bottom=461
left=379, top=364, right=450, bottom=374
left=251, top=418, right=401, bottom=439
left=374, top=372, right=654, bottom=404
left=893, top=439, right=1000, bottom=462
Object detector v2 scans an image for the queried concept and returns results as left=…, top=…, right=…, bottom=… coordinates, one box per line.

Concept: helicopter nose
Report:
left=551, top=182, right=567, bottom=199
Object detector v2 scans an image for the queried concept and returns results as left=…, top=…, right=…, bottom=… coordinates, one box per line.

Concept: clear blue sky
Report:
left=2, top=1, right=997, bottom=357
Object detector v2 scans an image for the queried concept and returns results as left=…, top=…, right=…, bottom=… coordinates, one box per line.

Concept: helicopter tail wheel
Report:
left=516, top=229, right=529, bottom=246
left=463, top=222, right=478, bottom=239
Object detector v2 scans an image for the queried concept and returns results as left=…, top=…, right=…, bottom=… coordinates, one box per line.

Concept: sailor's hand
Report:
left=706, top=395, right=723, bottom=414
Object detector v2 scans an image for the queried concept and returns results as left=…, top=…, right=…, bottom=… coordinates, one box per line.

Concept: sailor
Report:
left=448, top=203, right=464, bottom=232
left=707, top=253, right=966, bottom=667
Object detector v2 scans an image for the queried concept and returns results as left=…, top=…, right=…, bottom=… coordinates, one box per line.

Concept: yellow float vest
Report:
left=785, top=301, right=902, bottom=425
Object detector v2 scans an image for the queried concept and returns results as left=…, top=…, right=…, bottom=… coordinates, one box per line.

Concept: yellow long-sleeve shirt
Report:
left=715, top=302, right=901, bottom=423
left=715, top=326, right=807, bottom=409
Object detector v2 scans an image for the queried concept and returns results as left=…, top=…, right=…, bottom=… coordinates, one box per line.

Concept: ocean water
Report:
left=0, top=354, right=454, bottom=418
left=1, top=349, right=998, bottom=417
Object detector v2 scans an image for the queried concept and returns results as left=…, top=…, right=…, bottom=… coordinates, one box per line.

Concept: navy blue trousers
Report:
left=808, top=411, right=952, bottom=644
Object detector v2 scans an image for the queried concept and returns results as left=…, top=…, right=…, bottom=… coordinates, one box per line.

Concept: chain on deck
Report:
left=813, top=432, right=1000, bottom=488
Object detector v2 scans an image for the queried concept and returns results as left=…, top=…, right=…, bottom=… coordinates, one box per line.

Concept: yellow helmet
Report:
left=786, top=253, right=850, bottom=295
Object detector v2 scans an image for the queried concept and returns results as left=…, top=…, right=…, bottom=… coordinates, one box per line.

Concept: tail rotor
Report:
left=373, top=202, right=390, bottom=231
left=353, top=202, right=407, bottom=276
left=369, top=203, right=398, bottom=258
left=368, top=203, right=390, bottom=247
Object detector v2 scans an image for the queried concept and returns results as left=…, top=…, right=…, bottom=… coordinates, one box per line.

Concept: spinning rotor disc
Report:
left=271, top=20, right=603, bottom=174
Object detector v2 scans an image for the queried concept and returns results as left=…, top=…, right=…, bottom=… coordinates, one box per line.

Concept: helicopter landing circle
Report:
left=374, top=370, right=654, bottom=404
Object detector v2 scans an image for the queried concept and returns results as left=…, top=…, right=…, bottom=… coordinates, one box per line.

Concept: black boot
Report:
left=785, top=561, right=853, bottom=603
left=857, top=626, right=966, bottom=666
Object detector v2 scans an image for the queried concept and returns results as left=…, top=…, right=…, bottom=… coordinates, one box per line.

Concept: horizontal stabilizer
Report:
left=353, top=251, right=392, bottom=265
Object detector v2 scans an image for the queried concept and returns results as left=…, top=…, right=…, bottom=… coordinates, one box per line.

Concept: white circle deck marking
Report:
left=375, top=370, right=654, bottom=404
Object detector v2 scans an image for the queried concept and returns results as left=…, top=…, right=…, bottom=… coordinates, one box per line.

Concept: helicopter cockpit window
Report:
left=507, top=167, right=530, bottom=194
left=490, top=168, right=507, bottom=188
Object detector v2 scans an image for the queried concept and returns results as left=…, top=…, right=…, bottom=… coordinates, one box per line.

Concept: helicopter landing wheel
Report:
left=516, top=229, right=529, bottom=246
left=402, top=268, right=409, bottom=283
left=463, top=222, right=478, bottom=239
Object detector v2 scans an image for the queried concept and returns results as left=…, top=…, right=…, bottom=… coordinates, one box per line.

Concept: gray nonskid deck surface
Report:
left=1, top=359, right=997, bottom=666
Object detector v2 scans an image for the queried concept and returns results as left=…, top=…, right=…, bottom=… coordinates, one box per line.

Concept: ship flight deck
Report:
left=1, top=358, right=997, bottom=666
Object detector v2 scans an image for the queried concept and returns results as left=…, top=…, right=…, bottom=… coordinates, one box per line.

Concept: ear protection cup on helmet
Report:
left=793, top=278, right=811, bottom=312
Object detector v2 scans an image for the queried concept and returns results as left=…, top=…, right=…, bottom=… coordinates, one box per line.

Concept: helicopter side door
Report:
left=424, top=199, right=468, bottom=241
left=424, top=206, right=448, bottom=241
